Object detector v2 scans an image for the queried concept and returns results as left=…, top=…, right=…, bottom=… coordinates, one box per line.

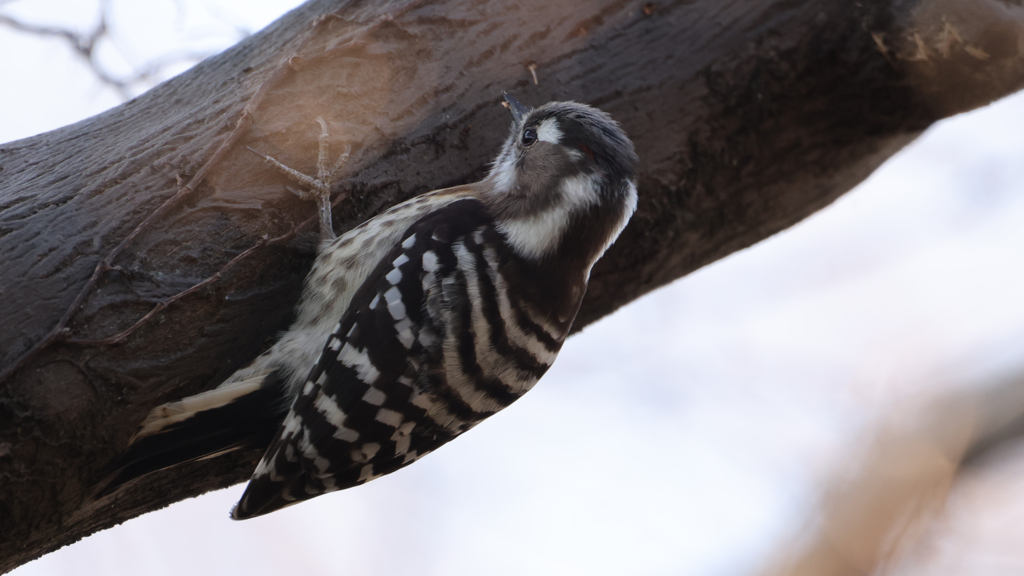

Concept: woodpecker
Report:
left=103, top=94, right=638, bottom=519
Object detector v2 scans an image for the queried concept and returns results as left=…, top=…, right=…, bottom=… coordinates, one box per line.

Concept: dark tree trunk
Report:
left=2, top=0, right=1023, bottom=570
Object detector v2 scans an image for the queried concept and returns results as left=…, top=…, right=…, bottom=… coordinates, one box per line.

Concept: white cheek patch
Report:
left=497, top=206, right=571, bottom=261
left=492, top=158, right=516, bottom=192
left=561, top=170, right=599, bottom=208
left=535, top=118, right=562, bottom=144
left=488, top=147, right=517, bottom=193
left=497, top=173, right=599, bottom=260
left=584, top=179, right=638, bottom=280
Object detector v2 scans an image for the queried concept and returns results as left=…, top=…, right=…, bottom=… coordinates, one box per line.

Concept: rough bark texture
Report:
left=2, top=0, right=1024, bottom=570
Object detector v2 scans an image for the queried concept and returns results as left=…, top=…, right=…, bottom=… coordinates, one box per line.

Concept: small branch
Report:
left=0, top=1, right=130, bottom=98
left=0, top=2, right=227, bottom=100
left=67, top=235, right=275, bottom=347
left=761, top=371, right=1024, bottom=576
left=64, top=195, right=352, bottom=348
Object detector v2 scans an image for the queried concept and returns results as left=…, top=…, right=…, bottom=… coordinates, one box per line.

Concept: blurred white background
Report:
left=3, top=1, right=1024, bottom=574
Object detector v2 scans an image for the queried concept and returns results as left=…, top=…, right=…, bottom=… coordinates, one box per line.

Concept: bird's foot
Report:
left=247, top=118, right=350, bottom=242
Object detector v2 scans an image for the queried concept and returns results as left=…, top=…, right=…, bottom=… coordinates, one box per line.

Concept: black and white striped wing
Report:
left=232, top=199, right=562, bottom=519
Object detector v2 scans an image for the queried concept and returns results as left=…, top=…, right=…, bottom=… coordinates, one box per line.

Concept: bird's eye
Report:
left=521, top=128, right=537, bottom=146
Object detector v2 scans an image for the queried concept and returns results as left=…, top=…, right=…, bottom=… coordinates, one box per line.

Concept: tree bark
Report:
left=2, top=0, right=1023, bottom=569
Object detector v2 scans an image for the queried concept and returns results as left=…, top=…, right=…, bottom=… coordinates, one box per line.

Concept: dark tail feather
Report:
left=231, top=476, right=310, bottom=520
left=95, top=373, right=288, bottom=498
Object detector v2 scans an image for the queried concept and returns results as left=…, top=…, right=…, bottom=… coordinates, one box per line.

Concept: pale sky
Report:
left=4, top=2, right=1024, bottom=575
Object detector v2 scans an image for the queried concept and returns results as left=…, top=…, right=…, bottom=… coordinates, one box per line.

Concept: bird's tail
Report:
left=95, top=371, right=288, bottom=497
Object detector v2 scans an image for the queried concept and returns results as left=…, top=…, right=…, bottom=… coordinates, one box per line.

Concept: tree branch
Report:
left=2, top=0, right=1024, bottom=570
left=0, top=0, right=225, bottom=100
left=760, top=369, right=1024, bottom=576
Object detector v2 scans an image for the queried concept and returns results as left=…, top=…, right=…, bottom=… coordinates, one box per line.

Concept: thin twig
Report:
left=1, top=0, right=129, bottom=98
left=67, top=234, right=278, bottom=347
left=0, top=1, right=230, bottom=100
left=67, top=182, right=360, bottom=347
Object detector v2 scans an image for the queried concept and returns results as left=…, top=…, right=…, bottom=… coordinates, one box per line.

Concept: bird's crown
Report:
left=483, top=94, right=638, bottom=262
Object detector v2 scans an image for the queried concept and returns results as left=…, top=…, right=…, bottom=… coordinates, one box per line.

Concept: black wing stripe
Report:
left=466, top=232, right=552, bottom=376
left=503, top=284, right=562, bottom=352
left=447, top=242, right=522, bottom=409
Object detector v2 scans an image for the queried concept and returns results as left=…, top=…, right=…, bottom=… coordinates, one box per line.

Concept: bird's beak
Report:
left=502, top=92, right=530, bottom=125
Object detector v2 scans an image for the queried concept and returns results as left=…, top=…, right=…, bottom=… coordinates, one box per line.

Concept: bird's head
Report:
left=483, top=94, right=638, bottom=265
